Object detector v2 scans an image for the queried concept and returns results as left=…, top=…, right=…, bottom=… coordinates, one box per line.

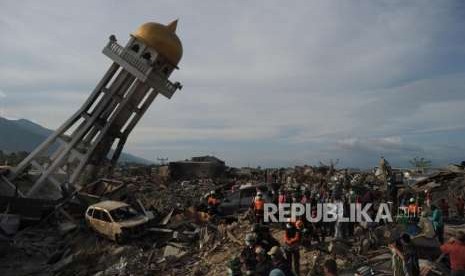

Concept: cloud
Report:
left=336, top=136, right=422, bottom=154
left=1, top=0, right=465, bottom=167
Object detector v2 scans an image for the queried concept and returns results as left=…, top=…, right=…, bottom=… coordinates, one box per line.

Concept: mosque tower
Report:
left=6, top=20, right=183, bottom=197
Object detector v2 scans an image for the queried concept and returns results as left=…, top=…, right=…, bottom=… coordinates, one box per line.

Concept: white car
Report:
left=85, top=200, right=148, bottom=243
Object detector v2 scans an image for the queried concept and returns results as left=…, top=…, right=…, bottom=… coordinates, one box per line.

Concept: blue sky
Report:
left=0, top=0, right=464, bottom=168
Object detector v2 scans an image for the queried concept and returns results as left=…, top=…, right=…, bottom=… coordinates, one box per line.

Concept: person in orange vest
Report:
left=283, top=218, right=301, bottom=276
left=294, top=217, right=304, bottom=231
left=407, top=197, right=419, bottom=217
left=253, top=192, right=265, bottom=223
left=407, top=197, right=420, bottom=235
left=207, top=190, right=221, bottom=215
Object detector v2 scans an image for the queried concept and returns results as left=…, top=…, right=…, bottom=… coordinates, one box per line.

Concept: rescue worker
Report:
left=407, top=197, right=420, bottom=235
left=283, top=219, right=301, bottom=275
left=440, top=231, right=465, bottom=276
left=207, top=190, right=221, bottom=215
left=408, top=197, right=419, bottom=215
left=294, top=216, right=304, bottom=231
left=252, top=192, right=265, bottom=224
left=267, top=246, right=294, bottom=276
left=254, top=246, right=272, bottom=276
left=293, top=215, right=309, bottom=247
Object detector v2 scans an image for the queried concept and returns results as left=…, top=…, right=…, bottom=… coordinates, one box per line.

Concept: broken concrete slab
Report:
left=163, top=244, right=187, bottom=258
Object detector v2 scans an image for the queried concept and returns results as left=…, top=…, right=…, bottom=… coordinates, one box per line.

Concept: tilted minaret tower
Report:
left=5, top=20, right=183, bottom=198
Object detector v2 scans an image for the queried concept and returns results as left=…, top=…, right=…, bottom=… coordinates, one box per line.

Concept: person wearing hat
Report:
left=254, top=246, right=272, bottom=276
left=240, top=233, right=258, bottom=274
left=406, top=197, right=420, bottom=235
left=407, top=198, right=419, bottom=217
left=267, top=246, right=294, bottom=276
left=269, top=269, right=286, bottom=276
left=283, top=219, right=301, bottom=275
left=440, top=231, right=465, bottom=276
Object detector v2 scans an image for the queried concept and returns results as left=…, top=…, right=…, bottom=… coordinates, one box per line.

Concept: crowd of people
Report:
left=202, top=160, right=465, bottom=276
left=222, top=181, right=371, bottom=276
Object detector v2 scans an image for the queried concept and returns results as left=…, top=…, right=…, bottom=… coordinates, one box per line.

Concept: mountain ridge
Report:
left=0, top=116, right=152, bottom=165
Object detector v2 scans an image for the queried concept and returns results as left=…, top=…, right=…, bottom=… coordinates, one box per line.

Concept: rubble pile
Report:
left=412, top=170, right=465, bottom=208
left=124, top=178, right=219, bottom=214
left=1, top=160, right=464, bottom=275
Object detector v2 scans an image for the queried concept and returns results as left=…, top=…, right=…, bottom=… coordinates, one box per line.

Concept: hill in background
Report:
left=0, top=116, right=152, bottom=165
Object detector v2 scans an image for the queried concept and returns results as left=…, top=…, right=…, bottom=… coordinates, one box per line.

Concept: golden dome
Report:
left=132, top=20, right=183, bottom=67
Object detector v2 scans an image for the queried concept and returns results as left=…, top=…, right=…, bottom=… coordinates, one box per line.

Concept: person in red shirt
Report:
left=207, top=190, right=221, bottom=215
left=440, top=231, right=465, bottom=276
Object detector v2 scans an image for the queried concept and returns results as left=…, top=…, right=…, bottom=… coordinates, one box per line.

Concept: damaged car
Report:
left=85, top=200, right=149, bottom=243
left=219, top=183, right=273, bottom=216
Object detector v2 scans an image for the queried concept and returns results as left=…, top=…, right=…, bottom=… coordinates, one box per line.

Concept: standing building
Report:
left=169, top=156, right=226, bottom=180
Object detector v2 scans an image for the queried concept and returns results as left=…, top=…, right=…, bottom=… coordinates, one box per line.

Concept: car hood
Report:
left=117, top=216, right=148, bottom=228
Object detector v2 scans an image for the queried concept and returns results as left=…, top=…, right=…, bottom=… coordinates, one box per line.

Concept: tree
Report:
left=409, top=157, right=432, bottom=174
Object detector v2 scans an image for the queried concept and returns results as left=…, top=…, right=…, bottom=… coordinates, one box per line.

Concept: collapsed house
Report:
left=2, top=157, right=464, bottom=275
